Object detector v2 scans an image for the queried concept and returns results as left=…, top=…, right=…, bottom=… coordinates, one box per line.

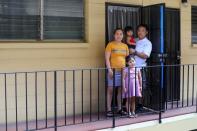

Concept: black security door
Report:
left=141, top=4, right=165, bottom=110
left=164, top=8, right=181, bottom=103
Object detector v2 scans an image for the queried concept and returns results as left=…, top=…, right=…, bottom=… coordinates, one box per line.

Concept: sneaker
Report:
left=106, top=111, right=113, bottom=117
left=117, top=110, right=127, bottom=116
left=131, top=112, right=137, bottom=118
left=128, top=112, right=134, bottom=118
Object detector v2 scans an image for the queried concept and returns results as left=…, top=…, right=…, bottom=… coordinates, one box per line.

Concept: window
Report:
left=192, top=6, right=197, bottom=44
left=0, top=0, right=84, bottom=41
left=0, top=0, right=40, bottom=39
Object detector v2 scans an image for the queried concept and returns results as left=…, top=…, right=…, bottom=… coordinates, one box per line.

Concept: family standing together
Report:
left=105, top=24, right=152, bottom=117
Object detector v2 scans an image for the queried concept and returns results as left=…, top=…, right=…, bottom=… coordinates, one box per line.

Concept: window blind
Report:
left=0, top=0, right=40, bottom=39
left=192, top=6, right=197, bottom=44
left=43, top=0, right=84, bottom=40
left=0, top=0, right=84, bottom=40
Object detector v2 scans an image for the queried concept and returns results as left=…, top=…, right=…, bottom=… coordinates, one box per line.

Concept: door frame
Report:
left=105, top=3, right=181, bottom=107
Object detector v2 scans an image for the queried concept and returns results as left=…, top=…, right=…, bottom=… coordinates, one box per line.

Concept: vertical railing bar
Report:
left=176, top=66, right=179, bottom=108
left=112, top=69, right=115, bottom=128
left=171, top=66, right=174, bottom=109
left=54, top=71, right=57, bottom=131
left=195, top=65, right=197, bottom=113
left=121, top=69, right=123, bottom=116
left=64, top=71, right=67, bottom=125
left=142, top=67, right=144, bottom=110
left=73, top=70, right=75, bottom=124
left=192, top=64, right=195, bottom=106
left=35, top=72, right=38, bottom=129
left=165, top=66, right=167, bottom=110
left=15, top=73, right=18, bottom=131
left=187, top=65, right=189, bottom=107
left=173, top=65, right=176, bottom=108
left=45, top=72, right=48, bottom=128
left=98, top=69, right=100, bottom=120
left=90, top=69, right=92, bottom=121
left=159, top=66, right=162, bottom=123
left=4, top=74, right=7, bottom=131
left=25, top=73, right=28, bottom=130
left=128, top=67, right=130, bottom=117
left=135, top=67, right=137, bottom=117
left=105, top=69, right=107, bottom=117
left=182, top=65, right=184, bottom=107
left=81, top=70, right=84, bottom=123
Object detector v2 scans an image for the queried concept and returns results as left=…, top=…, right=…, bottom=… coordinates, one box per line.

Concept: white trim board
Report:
left=98, top=113, right=197, bottom=131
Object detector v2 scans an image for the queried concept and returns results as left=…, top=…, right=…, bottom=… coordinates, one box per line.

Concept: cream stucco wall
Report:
left=0, top=0, right=197, bottom=126
left=0, top=0, right=197, bottom=72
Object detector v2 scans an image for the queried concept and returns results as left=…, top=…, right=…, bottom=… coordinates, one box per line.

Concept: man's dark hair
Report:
left=137, top=24, right=149, bottom=32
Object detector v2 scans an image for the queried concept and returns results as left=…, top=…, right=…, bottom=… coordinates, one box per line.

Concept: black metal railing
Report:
left=0, top=64, right=196, bottom=131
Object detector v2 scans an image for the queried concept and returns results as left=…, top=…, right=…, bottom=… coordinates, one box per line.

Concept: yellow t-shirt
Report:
left=105, top=41, right=129, bottom=69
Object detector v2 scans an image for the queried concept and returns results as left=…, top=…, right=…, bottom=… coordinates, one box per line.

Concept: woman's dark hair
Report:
left=137, top=24, right=149, bottom=32
left=113, top=28, right=123, bottom=35
left=124, top=26, right=133, bottom=34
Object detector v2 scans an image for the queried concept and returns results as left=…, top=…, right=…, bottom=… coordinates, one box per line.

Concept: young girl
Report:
left=122, top=56, right=142, bottom=117
left=105, top=28, right=129, bottom=117
left=124, top=26, right=136, bottom=50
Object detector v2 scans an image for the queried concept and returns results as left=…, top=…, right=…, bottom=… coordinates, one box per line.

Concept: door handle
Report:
left=157, top=53, right=168, bottom=58
left=157, top=53, right=168, bottom=62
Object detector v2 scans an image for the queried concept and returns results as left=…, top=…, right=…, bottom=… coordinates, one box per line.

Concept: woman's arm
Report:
left=122, top=70, right=127, bottom=93
left=105, top=51, right=111, bottom=69
left=105, top=51, right=113, bottom=79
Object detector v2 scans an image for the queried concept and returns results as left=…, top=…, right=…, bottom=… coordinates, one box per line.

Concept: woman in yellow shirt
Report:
left=105, top=28, right=129, bottom=117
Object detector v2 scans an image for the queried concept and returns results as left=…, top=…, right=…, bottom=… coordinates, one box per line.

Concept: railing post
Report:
left=196, top=65, right=197, bottom=113
left=192, top=64, right=195, bottom=106
left=64, top=71, right=67, bottom=125
left=35, top=72, right=38, bottom=129
left=81, top=70, right=84, bottom=123
left=54, top=71, right=57, bottom=131
left=73, top=70, right=76, bottom=124
left=159, top=66, right=162, bottom=124
left=90, top=69, right=92, bottom=122
left=15, top=73, right=18, bottom=131
left=187, top=65, right=189, bottom=107
left=25, top=73, right=28, bottom=130
left=196, top=89, right=197, bottom=113
left=112, top=68, right=115, bottom=128
left=4, top=74, right=7, bottom=131
left=98, top=69, right=100, bottom=120
left=45, top=72, right=48, bottom=128
left=182, top=65, right=185, bottom=107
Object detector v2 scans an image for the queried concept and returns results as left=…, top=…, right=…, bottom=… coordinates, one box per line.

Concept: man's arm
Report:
left=130, top=42, right=152, bottom=59
left=129, top=48, right=148, bottom=59
left=135, top=50, right=148, bottom=59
